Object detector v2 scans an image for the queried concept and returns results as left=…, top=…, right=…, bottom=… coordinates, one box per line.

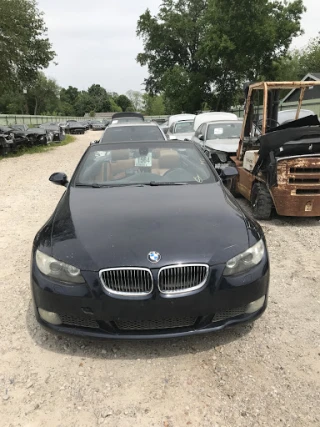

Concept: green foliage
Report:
left=26, top=72, right=60, bottom=115
left=273, top=36, right=320, bottom=81
left=137, top=0, right=305, bottom=111
left=116, top=95, right=133, bottom=112
left=143, top=94, right=166, bottom=115
left=89, top=111, right=96, bottom=117
left=0, top=0, right=55, bottom=89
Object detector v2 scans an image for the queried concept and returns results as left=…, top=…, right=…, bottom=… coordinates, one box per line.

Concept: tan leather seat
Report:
left=110, top=149, right=135, bottom=180
left=152, top=150, right=180, bottom=176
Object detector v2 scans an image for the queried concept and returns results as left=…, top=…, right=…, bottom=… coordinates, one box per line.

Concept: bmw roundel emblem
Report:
left=148, top=251, right=161, bottom=263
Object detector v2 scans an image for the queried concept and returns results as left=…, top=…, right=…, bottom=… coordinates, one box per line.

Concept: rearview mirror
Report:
left=49, top=172, right=68, bottom=187
left=219, top=166, right=238, bottom=180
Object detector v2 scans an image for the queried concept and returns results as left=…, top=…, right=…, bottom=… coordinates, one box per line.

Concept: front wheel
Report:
left=251, top=183, right=273, bottom=220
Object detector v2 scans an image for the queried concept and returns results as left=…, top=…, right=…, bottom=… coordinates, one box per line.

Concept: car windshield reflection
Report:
left=75, top=143, right=216, bottom=187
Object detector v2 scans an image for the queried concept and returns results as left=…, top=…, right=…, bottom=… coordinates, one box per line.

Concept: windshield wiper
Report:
left=148, top=181, right=189, bottom=186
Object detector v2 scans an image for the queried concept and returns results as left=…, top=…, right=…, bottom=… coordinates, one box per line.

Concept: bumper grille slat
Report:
left=115, top=317, right=197, bottom=331
left=158, top=264, right=209, bottom=294
left=60, top=314, right=99, bottom=329
left=213, top=307, right=247, bottom=322
left=100, top=268, right=153, bottom=296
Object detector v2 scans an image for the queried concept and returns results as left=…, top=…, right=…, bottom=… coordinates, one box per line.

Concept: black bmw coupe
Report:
left=31, top=141, right=269, bottom=339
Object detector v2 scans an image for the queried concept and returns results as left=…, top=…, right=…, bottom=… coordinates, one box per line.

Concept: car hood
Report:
left=49, top=184, right=250, bottom=271
left=205, top=138, right=239, bottom=153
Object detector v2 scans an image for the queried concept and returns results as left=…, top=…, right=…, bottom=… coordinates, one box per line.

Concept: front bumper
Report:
left=31, top=258, right=269, bottom=339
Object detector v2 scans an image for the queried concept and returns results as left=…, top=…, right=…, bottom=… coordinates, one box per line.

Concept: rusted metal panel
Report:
left=273, top=157, right=320, bottom=216
left=235, top=167, right=256, bottom=200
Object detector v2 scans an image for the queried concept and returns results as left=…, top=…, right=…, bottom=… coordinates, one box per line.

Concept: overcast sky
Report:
left=38, top=0, right=320, bottom=94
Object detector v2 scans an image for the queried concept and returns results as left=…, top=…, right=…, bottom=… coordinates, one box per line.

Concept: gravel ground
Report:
left=0, top=131, right=319, bottom=427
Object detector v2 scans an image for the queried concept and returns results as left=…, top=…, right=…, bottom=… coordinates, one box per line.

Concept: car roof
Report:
left=108, top=122, right=160, bottom=128
left=206, top=120, right=243, bottom=125
left=193, top=112, right=238, bottom=130
left=168, top=114, right=196, bottom=126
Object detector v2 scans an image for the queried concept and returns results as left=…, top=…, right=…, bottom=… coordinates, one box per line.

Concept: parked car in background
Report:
left=168, top=114, right=196, bottom=127
left=0, top=127, right=15, bottom=155
left=159, top=120, right=169, bottom=135
left=90, top=120, right=106, bottom=131
left=193, top=112, right=238, bottom=132
left=31, top=140, right=269, bottom=339
left=8, top=124, right=30, bottom=147
left=40, top=123, right=65, bottom=142
left=65, top=121, right=86, bottom=135
left=58, top=122, right=67, bottom=131
left=277, top=109, right=315, bottom=125
left=99, top=122, right=167, bottom=143
left=192, top=120, right=243, bottom=166
left=79, top=121, right=90, bottom=131
left=167, top=120, right=195, bottom=141
left=26, top=126, right=53, bottom=145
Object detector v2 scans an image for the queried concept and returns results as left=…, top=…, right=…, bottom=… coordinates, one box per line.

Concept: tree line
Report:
left=1, top=0, right=320, bottom=117
left=136, top=0, right=320, bottom=113
left=0, top=78, right=166, bottom=117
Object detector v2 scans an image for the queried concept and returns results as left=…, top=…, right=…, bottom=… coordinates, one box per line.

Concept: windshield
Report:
left=101, top=126, right=165, bottom=143
left=174, top=121, right=194, bottom=134
left=207, top=122, right=242, bottom=140
left=75, top=143, right=216, bottom=187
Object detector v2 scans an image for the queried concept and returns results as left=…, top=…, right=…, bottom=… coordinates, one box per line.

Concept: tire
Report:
left=251, top=182, right=273, bottom=220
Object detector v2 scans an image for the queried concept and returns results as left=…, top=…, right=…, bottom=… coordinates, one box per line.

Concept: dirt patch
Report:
left=0, top=131, right=319, bottom=426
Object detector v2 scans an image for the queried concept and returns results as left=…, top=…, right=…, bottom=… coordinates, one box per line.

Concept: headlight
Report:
left=223, top=240, right=265, bottom=276
left=35, top=250, right=85, bottom=284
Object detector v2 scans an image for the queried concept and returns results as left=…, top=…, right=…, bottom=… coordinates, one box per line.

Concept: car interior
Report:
left=78, top=148, right=211, bottom=184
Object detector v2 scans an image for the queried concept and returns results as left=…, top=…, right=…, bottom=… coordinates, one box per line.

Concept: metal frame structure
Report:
left=240, top=81, right=320, bottom=142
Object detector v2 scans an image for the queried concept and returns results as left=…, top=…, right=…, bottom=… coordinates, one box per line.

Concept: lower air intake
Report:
left=115, top=317, right=197, bottom=331
left=60, top=314, right=99, bottom=329
left=212, top=306, right=247, bottom=322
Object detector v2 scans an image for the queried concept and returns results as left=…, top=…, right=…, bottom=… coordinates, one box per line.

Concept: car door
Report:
left=192, top=123, right=204, bottom=145
left=167, top=123, right=176, bottom=140
left=193, top=124, right=207, bottom=147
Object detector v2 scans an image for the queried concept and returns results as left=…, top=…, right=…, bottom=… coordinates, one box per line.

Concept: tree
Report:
left=26, top=72, right=60, bottom=115
left=137, top=0, right=305, bottom=111
left=0, top=0, right=55, bottom=89
left=143, top=94, right=166, bottom=115
left=116, top=95, right=133, bottom=112
left=270, top=35, right=320, bottom=83
left=126, top=90, right=144, bottom=111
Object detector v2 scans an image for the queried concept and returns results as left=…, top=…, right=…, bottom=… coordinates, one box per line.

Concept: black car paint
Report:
left=31, top=141, right=269, bottom=339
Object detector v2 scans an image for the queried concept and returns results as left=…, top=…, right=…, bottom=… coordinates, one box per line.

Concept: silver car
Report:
left=191, top=120, right=243, bottom=165
left=167, top=120, right=195, bottom=141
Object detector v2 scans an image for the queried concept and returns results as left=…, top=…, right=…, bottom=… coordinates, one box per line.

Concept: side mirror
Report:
left=49, top=172, right=68, bottom=187
left=219, top=166, right=238, bottom=181
left=199, top=134, right=204, bottom=141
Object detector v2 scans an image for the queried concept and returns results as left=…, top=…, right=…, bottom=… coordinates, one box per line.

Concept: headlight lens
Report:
left=223, top=239, right=265, bottom=276
left=35, top=250, right=85, bottom=284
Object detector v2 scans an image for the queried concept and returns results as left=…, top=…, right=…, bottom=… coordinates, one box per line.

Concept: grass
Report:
left=0, top=134, right=76, bottom=160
